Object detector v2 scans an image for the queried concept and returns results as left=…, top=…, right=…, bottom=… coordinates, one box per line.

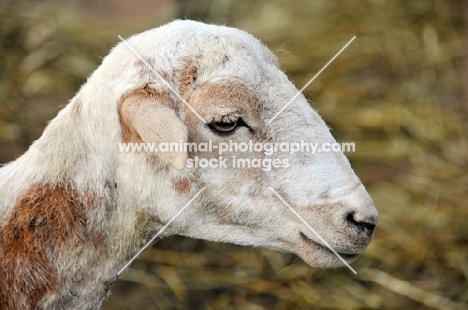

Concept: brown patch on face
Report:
left=173, top=178, right=191, bottom=195
left=0, top=183, right=97, bottom=309
left=193, top=83, right=259, bottom=112
left=185, top=82, right=262, bottom=141
left=177, top=63, right=198, bottom=98
left=118, top=86, right=174, bottom=143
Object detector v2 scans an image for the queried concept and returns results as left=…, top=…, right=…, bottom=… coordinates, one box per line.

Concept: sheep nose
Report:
left=345, top=212, right=377, bottom=235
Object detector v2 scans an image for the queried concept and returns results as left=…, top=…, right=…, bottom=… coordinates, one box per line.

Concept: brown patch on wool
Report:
left=177, top=63, right=198, bottom=98
left=0, top=183, right=97, bottom=309
left=118, top=85, right=174, bottom=143
left=172, top=178, right=191, bottom=195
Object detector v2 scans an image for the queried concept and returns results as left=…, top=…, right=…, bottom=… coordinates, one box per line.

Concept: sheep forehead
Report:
left=126, top=21, right=326, bottom=137
left=169, top=20, right=278, bottom=62
left=128, top=20, right=278, bottom=73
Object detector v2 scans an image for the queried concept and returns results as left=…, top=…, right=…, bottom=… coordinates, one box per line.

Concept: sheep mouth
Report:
left=299, top=232, right=360, bottom=261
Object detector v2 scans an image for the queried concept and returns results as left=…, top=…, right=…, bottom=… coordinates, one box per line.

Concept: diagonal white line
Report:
left=118, top=35, right=207, bottom=124
left=267, top=36, right=356, bottom=124
left=117, top=187, right=206, bottom=275
left=268, top=187, right=357, bottom=274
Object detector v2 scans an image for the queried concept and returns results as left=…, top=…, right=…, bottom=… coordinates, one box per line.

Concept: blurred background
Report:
left=1, top=0, right=468, bottom=309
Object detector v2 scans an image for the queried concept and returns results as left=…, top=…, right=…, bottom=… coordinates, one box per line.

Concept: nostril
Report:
left=346, top=212, right=376, bottom=234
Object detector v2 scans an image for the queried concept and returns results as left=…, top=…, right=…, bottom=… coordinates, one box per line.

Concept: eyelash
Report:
left=207, top=117, right=248, bottom=136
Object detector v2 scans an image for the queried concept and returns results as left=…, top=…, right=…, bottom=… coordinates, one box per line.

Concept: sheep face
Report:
left=114, top=20, right=378, bottom=269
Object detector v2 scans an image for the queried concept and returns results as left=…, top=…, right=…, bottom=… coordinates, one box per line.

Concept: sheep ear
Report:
left=119, top=94, right=188, bottom=170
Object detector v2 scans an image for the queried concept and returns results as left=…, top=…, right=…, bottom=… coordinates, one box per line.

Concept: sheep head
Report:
left=110, top=20, right=378, bottom=269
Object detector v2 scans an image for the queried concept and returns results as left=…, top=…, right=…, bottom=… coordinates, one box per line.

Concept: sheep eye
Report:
left=209, top=119, right=239, bottom=135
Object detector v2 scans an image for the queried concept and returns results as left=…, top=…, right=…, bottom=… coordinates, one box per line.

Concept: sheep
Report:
left=0, top=20, right=378, bottom=310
